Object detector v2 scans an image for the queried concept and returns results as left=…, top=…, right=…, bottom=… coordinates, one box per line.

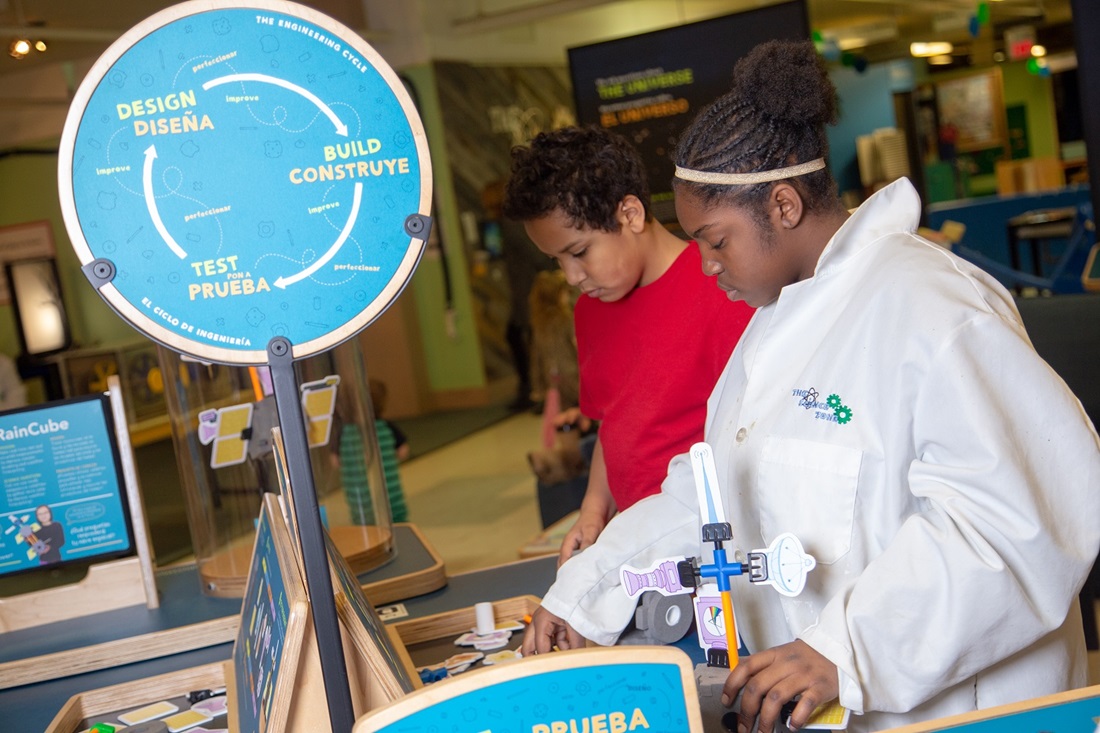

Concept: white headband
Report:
left=674, top=157, right=826, bottom=185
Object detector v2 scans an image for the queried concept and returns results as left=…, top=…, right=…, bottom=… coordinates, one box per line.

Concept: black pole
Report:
left=1070, top=0, right=1100, bottom=221
left=268, top=336, right=354, bottom=733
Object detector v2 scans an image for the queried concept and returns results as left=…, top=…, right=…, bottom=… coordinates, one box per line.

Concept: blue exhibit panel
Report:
left=0, top=397, right=132, bottom=576
left=61, top=2, right=430, bottom=363
left=233, top=506, right=290, bottom=733
left=917, top=696, right=1100, bottom=733
left=325, top=532, right=417, bottom=693
left=375, top=663, right=693, bottom=733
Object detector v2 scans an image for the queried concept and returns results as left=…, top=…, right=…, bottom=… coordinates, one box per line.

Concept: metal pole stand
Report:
left=268, top=335, right=355, bottom=733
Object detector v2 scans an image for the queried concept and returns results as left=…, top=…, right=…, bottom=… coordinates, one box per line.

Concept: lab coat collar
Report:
left=814, top=177, right=921, bottom=279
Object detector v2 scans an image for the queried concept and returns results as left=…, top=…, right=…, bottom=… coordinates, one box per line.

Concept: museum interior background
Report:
left=0, top=0, right=1096, bottom=576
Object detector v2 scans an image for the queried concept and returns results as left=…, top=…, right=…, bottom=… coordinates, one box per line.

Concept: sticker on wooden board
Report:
left=481, top=649, right=522, bottom=664
left=58, top=0, right=432, bottom=364
left=164, top=709, right=214, bottom=732
left=191, top=695, right=230, bottom=718
left=118, top=700, right=179, bottom=725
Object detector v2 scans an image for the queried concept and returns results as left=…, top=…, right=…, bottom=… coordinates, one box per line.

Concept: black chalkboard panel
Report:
left=568, top=2, right=809, bottom=223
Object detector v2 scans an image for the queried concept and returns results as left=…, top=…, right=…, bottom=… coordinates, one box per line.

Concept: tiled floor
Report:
left=397, top=410, right=1100, bottom=685
left=399, top=410, right=546, bottom=575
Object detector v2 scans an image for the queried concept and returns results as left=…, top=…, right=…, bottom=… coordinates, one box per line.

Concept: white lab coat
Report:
left=541, top=178, right=1100, bottom=732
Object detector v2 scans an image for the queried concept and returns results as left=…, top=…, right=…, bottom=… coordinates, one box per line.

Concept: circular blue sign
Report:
left=58, top=0, right=431, bottom=364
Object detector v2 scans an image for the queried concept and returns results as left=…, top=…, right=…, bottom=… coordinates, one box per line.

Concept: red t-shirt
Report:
left=575, top=244, right=754, bottom=510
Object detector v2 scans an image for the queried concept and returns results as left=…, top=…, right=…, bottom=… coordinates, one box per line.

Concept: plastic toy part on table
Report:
left=620, top=442, right=844, bottom=729
left=621, top=443, right=816, bottom=667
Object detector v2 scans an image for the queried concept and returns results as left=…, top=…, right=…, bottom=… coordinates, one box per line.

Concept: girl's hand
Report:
left=520, top=606, right=587, bottom=656
left=722, top=639, right=839, bottom=732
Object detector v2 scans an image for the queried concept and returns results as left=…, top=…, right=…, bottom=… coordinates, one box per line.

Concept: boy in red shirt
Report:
left=503, top=126, right=753, bottom=565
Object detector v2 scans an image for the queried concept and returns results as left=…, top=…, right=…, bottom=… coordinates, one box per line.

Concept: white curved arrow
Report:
left=202, top=72, right=348, bottom=136
left=275, top=182, right=362, bottom=289
left=143, top=145, right=188, bottom=259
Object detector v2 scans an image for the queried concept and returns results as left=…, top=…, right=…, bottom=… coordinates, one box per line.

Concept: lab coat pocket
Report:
left=757, top=436, right=862, bottom=565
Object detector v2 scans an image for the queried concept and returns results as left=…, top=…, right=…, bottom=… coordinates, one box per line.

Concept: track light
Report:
left=910, top=41, right=954, bottom=58
left=9, top=38, right=30, bottom=58
left=8, top=37, right=47, bottom=59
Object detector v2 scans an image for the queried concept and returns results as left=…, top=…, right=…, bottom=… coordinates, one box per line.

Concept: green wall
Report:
left=917, top=59, right=1059, bottom=159
left=913, top=59, right=1060, bottom=198
left=386, top=64, right=486, bottom=392
left=1001, top=60, right=1059, bottom=158
left=0, top=150, right=138, bottom=359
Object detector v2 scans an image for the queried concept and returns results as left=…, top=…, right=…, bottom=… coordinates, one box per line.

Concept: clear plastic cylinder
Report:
left=159, top=340, right=395, bottom=596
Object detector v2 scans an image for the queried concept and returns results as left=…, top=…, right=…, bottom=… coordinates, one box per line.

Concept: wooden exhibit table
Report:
left=0, top=524, right=445, bottom=694
left=0, top=554, right=556, bottom=733
left=518, top=510, right=579, bottom=559
left=392, top=554, right=555, bottom=620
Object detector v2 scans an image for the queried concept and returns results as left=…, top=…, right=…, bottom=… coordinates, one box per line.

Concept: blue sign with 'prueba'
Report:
left=368, top=662, right=693, bottom=733
left=60, top=2, right=431, bottom=364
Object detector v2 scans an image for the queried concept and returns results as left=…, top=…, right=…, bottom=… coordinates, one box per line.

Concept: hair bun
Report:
left=733, top=39, right=838, bottom=128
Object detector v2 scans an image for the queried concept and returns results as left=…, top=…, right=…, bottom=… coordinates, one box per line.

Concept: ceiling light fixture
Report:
left=910, top=41, right=954, bottom=57
left=9, top=37, right=30, bottom=58
left=819, top=19, right=899, bottom=52
left=8, top=35, right=48, bottom=59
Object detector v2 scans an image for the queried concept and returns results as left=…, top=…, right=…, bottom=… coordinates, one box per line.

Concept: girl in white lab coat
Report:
left=523, top=39, right=1100, bottom=733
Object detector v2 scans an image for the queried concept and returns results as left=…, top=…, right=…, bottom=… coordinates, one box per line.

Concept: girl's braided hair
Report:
left=673, top=39, right=841, bottom=218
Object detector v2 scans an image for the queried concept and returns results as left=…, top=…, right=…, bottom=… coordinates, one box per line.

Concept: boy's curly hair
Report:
left=503, top=126, right=651, bottom=232
left=673, top=39, right=841, bottom=218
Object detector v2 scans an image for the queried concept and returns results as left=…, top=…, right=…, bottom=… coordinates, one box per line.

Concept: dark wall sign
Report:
left=568, top=1, right=809, bottom=222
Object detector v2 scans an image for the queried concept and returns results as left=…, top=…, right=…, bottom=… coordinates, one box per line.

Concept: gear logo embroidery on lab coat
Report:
left=826, top=393, right=854, bottom=424
left=791, top=388, right=854, bottom=425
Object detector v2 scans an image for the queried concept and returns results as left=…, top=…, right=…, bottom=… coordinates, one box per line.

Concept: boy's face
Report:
left=523, top=205, right=644, bottom=303
left=675, top=188, right=791, bottom=308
